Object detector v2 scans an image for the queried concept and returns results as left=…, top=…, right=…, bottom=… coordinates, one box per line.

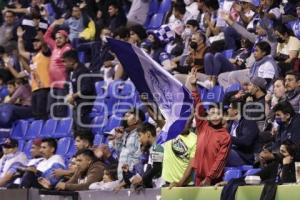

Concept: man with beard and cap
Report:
left=43, top=19, right=72, bottom=118
left=62, top=49, right=95, bottom=131
left=112, top=108, right=145, bottom=180
left=170, top=68, right=231, bottom=187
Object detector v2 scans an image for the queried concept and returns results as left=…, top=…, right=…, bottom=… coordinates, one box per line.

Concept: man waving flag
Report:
left=107, top=38, right=193, bottom=144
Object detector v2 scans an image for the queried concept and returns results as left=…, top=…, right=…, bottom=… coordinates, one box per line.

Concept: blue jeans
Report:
left=226, top=149, right=248, bottom=167
left=204, top=53, right=235, bottom=76
left=224, top=26, right=241, bottom=50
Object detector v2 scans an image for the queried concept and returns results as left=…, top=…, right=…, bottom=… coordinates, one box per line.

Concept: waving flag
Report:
left=107, top=38, right=193, bottom=144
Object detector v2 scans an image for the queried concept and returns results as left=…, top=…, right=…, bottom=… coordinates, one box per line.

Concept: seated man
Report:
left=94, top=144, right=118, bottom=172
left=0, top=138, right=28, bottom=187
left=55, top=149, right=105, bottom=191
left=52, top=130, right=94, bottom=179
left=20, top=138, right=65, bottom=189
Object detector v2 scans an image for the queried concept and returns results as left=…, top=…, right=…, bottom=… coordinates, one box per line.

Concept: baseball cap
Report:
left=250, top=76, right=267, bottom=91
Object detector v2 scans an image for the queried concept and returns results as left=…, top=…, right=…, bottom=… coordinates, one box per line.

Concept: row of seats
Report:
left=10, top=118, right=73, bottom=140
left=223, top=165, right=262, bottom=182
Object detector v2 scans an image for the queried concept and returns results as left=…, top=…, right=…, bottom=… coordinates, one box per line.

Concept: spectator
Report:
left=274, top=24, right=300, bottom=76
left=58, top=156, right=78, bottom=182
left=284, top=71, right=300, bottom=113
left=89, top=169, right=119, bottom=191
left=9, top=27, right=51, bottom=119
left=107, top=1, right=127, bottom=32
left=3, top=80, right=16, bottom=103
left=0, top=10, right=17, bottom=47
left=113, top=108, right=145, bottom=180
left=43, top=19, right=72, bottom=118
left=0, top=76, right=8, bottom=103
left=11, top=139, right=43, bottom=188
left=169, top=2, right=194, bottom=24
left=162, top=118, right=197, bottom=186
left=272, top=101, right=300, bottom=152
left=265, top=78, right=286, bottom=117
left=171, top=68, right=231, bottom=187
left=245, top=76, right=267, bottom=121
left=129, top=24, right=147, bottom=46
left=20, top=6, right=48, bottom=52
left=226, top=100, right=259, bottom=166
left=129, top=122, right=164, bottom=188
left=258, top=140, right=297, bottom=183
left=55, top=149, right=105, bottom=191
left=219, top=41, right=279, bottom=90
left=0, top=138, right=28, bottom=187
left=126, top=0, right=150, bottom=26
left=5, top=78, right=31, bottom=106
left=94, top=144, right=118, bottom=171
left=20, top=138, right=65, bottom=189
left=62, top=49, right=96, bottom=130
left=63, top=3, right=96, bottom=43
left=288, top=2, right=300, bottom=40
left=52, top=130, right=94, bottom=180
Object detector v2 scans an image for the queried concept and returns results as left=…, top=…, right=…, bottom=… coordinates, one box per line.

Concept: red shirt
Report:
left=192, top=91, right=231, bottom=186
left=44, top=26, right=72, bottom=89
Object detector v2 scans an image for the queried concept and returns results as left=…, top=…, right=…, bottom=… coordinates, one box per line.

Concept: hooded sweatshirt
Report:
left=192, top=91, right=231, bottom=186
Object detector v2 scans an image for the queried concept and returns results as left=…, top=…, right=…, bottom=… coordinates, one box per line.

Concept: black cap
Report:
left=2, top=138, right=18, bottom=149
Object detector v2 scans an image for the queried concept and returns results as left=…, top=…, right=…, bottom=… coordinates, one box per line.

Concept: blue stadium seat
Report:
left=223, top=169, right=242, bottom=182
left=78, top=51, right=85, bottom=63
left=41, top=119, right=58, bottom=138
left=56, top=137, right=72, bottom=156
left=25, top=120, right=43, bottom=140
left=239, top=165, right=253, bottom=172
left=10, top=120, right=29, bottom=140
left=158, top=0, right=172, bottom=14
left=52, top=118, right=73, bottom=138
left=91, top=116, right=107, bottom=135
left=23, top=140, right=33, bottom=159
left=66, top=139, right=76, bottom=158
left=144, top=0, right=160, bottom=27
left=147, top=13, right=165, bottom=29
left=225, top=83, right=242, bottom=94
left=244, top=168, right=262, bottom=176
left=222, top=49, right=234, bottom=59
left=102, top=115, right=121, bottom=134
left=18, top=140, right=25, bottom=152
left=95, top=81, right=105, bottom=96
left=93, top=134, right=106, bottom=146
left=202, top=86, right=224, bottom=107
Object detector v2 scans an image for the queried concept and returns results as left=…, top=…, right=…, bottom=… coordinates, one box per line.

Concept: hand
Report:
left=66, top=94, right=75, bottom=105
left=187, top=67, right=198, bottom=86
left=259, top=150, right=275, bottom=163
left=52, top=18, right=65, bottom=27
left=55, top=182, right=66, bottom=190
left=131, top=175, right=143, bottom=186
left=38, top=177, right=52, bottom=189
left=204, top=13, right=211, bottom=25
left=220, top=11, right=231, bottom=22
left=214, top=181, right=228, bottom=189
left=51, top=169, right=65, bottom=178
left=115, top=127, right=125, bottom=138
left=265, top=93, right=272, bottom=103
left=121, top=164, right=129, bottom=173
left=79, top=1, right=87, bottom=9
left=283, top=156, right=293, bottom=165
left=169, top=182, right=182, bottom=189
left=17, top=27, right=25, bottom=38
left=200, top=178, right=211, bottom=186
left=233, top=3, right=242, bottom=13
left=26, top=166, right=38, bottom=174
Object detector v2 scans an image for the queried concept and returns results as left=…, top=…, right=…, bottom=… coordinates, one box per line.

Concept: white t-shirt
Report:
left=0, top=152, right=27, bottom=178
left=36, top=154, right=65, bottom=172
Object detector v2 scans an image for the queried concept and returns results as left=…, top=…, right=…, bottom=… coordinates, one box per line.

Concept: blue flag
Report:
left=107, top=38, right=193, bottom=144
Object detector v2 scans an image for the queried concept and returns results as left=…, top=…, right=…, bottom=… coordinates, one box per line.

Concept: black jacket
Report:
left=228, top=118, right=259, bottom=164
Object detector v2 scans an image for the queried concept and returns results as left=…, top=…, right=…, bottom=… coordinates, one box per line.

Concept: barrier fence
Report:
left=1, top=185, right=300, bottom=200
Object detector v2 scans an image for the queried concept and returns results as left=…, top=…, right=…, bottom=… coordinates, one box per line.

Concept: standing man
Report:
left=62, top=49, right=95, bottom=130
left=43, top=19, right=72, bottom=118
left=171, top=68, right=231, bottom=187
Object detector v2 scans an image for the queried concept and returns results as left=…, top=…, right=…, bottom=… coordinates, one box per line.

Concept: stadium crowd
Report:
left=0, top=0, right=299, bottom=195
